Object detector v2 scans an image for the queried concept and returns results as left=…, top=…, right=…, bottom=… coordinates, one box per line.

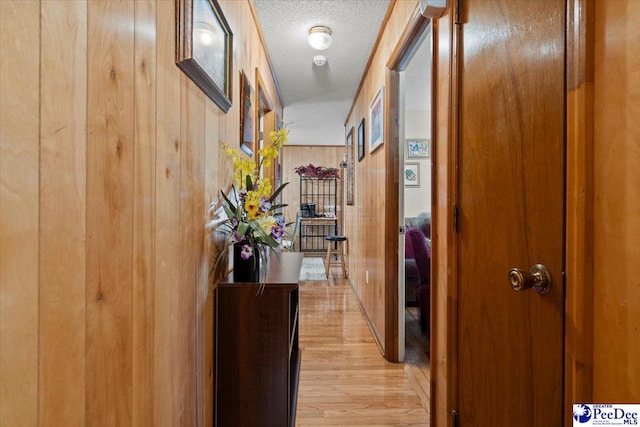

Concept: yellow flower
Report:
left=224, top=144, right=238, bottom=157
left=269, top=128, right=289, bottom=148
left=257, top=216, right=277, bottom=234
left=245, top=198, right=260, bottom=219
left=257, top=177, right=272, bottom=198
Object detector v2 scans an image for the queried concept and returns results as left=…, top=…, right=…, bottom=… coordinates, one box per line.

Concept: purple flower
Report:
left=240, top=244, right=254, bottom=260
left=271, top=225, right=284, bottom=239
left=260, top=197, right=272, bottom=212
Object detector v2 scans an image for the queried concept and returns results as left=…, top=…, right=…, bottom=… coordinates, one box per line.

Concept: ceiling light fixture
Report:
left=308, top=26, right=332, bottom=50
left=313, top=55, right=327, bottom=66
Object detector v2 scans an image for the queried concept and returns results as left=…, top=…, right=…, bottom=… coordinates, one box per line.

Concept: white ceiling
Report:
left=252, top=0, right=392, bottom=146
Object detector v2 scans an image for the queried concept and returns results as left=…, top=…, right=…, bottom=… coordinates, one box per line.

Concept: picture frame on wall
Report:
left=406, top=138, right=430, bottom=158
left=369, top=87, right=384, bottom=153
left=357, top=118, right=365, bottom=161
left=404, top=163, right=420, bottom=187
left=176, top=0, right=233, bottom=113
left=239, top=70, right=255, bottom=157
left=346, top=127, right=354, bottom=205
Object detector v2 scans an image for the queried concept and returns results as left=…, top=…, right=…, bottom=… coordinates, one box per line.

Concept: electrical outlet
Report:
left=365, top=270, right=369, bottom=284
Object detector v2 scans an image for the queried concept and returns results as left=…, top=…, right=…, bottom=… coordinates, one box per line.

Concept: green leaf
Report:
left=221, top=189, right=237, bottom=211
left=246, top=175, right=254, bottom=191
left=248, top=221, right=278, bottom=248
left=268, top=182, right=289, bottom=203
left=269, top=203, right=288, bottom=211
left=237, top=222, right=250, bottom=237
left=222, top=204, right=236, bottom=221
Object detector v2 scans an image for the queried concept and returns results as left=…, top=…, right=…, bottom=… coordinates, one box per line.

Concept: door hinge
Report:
left=399, top=225, right=406, bottom=234
left=452, top=410, right=459, bottom=427
left=453, top=204, right=460, bottom=233
left=454, top=0, right=462, bottom=25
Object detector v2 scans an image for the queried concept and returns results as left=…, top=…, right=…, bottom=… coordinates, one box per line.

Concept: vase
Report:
left=233, top=243, right=260, bottom=282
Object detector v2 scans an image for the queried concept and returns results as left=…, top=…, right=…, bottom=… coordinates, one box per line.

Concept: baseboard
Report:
left=346, top=278, right=386, bottom=358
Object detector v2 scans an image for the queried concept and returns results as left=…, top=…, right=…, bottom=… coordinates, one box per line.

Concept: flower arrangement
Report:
left=294, top=163, right=340, bottom=179
left=217, top=126, right=289, bottom=271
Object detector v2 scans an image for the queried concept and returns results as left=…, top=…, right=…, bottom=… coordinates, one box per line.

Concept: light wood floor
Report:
left=296, top=267, right=431, bottom=426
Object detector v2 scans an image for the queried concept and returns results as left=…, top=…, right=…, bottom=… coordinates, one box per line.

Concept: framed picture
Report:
left=369, top=87, right=384, bottom=153
left=404, top=163, right=420, bottom=187
left=407, top=138, right=430, bottom=158
left=346, top=127, right=354, bottom=205
left=239, top=70, right=255, bottom=156
left=357, top=118, right=365, bottom=161
left=176, top=0, right=233, bottom=112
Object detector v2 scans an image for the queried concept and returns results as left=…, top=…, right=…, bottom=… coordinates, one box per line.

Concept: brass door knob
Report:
left=508, top=264, right=552, bottom=295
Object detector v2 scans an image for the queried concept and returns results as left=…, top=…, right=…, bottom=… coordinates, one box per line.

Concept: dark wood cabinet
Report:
left=214, top=252, right=303, bottom=427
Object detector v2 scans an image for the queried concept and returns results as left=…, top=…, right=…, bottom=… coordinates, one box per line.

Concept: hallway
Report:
left=296, top=268, right=430, bottom=426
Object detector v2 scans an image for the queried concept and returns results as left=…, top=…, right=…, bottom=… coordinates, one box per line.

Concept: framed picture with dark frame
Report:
left=346, top=127, right=354, bottom=205
left=176, top=0, right=233, bottom=112
left=239, top=70, right=255, bottom=157
left=404, top=162, right=420, bottom=187
left=357, top=118, right=365, bottom=161
left=369, top=86, right=384, bottom=153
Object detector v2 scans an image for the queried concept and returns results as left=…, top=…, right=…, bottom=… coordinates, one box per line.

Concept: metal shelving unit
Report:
left=298, top=176, right=338, bottom=253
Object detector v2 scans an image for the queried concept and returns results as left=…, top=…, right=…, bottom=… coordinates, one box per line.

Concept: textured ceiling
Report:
left=253, top=0, right=391, bottom=105
left=252, top=0, right=391, bottom=146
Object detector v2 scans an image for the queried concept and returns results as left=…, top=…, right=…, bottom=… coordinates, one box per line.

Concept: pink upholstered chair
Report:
left=405, top=227, right=431, bottom=334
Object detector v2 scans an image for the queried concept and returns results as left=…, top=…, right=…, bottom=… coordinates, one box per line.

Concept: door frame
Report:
left=564, top=0, right=595, bottom=421
left=425, top=0, right=595, bottom=425
left=384, top=7, right=433, bottom=363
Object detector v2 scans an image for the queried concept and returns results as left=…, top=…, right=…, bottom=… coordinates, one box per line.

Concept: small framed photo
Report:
left=369, top=87, right=384, bottom=153
left=176, top=0, right=233, bottom=113
left=407, top=138, right=430, bottom=158
left=404, top=163, right=420, bottom=187
left=357, top=118, right=365, bottom=161
left=346, top=127, right=354, bottom=205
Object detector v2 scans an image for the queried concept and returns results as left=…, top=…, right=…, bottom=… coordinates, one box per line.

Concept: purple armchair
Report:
left=405, top=227, right=431, bottom=334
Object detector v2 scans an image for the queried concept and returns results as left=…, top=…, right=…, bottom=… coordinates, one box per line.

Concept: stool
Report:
left=325, top=235, right=348, bottom=278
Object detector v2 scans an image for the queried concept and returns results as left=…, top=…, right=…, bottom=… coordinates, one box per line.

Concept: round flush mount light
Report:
left=313, top=55, right=327, bottom=66
left=308, top=26, right=332, bottom=50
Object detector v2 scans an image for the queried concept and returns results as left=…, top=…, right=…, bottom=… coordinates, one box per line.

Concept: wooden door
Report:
left=456, top=0, right=565, bottom=424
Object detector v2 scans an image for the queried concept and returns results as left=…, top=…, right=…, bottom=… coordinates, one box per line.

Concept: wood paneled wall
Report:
left=0, top=1, right=281, bottom=425
left=343, top=0, right=418, bottom=352
left=592, top=0, right=640, bottom=402
left=280, top=145, right=344, bottom=233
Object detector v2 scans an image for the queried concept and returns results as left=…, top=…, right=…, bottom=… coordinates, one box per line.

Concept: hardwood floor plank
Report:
left=296, top=271, right=429, bottom=426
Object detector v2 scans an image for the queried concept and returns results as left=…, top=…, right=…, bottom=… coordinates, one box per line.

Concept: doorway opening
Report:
left=399, top=25, right=432, bottom=392
left=388, top=16, right=433, bottom=408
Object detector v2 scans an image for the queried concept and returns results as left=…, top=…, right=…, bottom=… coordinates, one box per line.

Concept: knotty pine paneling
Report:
left=203, top=100, right=221, bottom=427
left=592, top=0, right=640, bottom=402
left=132, top=1, right=156, bottom=424
left=0, top=1, right=281, bottom=425
left=0, top=2, right=40, bottom=425
left=39, top=1, right=88, bottom=425
left=86, top=2, right=135, bottom=424
left=343, top=0, right=418, bottom=353
left=154, top=1, right=183, bottom=424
